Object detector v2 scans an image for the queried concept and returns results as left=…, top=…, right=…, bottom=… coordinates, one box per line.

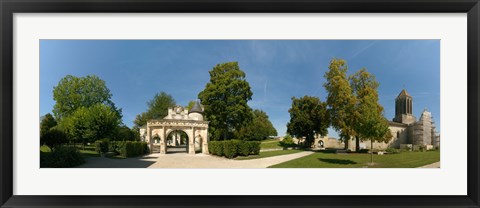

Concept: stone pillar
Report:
left=146, top=126, right=152, bottom=152
left=188, top=128, right=195, bottom=155
left=202, top=129, right=209, bottom=154
left=160, top=127, right=166, bottom=154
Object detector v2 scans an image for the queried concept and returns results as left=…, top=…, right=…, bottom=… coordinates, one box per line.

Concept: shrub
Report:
left=280, top=135, right=295, bottom=147
left=40, top=146, right=85, bottom=168
left=94, top=140, right=109, bottom=153
left=358, top=149, right=369, bottom=153
left=248, top=141, right=261, bottom=155
left=237, top=141, right=251, bottom=156
left=223, top=140, right=240, bottom=158
left=117, top=141, right=148, bottom=157
left=385, top=148, right=400, bottom=154
left=209, top=141, right=223, bottom=156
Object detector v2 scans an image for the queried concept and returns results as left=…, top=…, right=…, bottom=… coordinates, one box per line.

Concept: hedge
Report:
left=40, top=146, right=85, bottom=168
left=94, top=140, right=148, bottom=158
left=208, top=140, right=260, bottom=158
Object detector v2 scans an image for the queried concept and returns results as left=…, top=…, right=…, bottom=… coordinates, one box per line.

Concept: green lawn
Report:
left=269, top=150, right=440, bottom=168
left=260, top=140, right=282, bottom=149
left=235, top=149, right=303, bottom=160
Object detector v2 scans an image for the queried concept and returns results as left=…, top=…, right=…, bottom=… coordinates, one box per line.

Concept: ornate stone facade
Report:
left=139, top=101, right=209, bottom=155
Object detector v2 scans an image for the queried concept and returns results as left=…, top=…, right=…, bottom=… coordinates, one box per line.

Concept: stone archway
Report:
left=143, top=103, right=209, bottom=155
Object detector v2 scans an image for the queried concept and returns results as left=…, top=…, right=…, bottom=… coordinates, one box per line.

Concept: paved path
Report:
left=77, top=151, right=314, bottom=168
left=417, top=161, right=440, bottom=168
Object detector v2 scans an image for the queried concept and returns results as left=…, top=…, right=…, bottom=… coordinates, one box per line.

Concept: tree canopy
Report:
left=198, top=62, right=253, bottom=140
left=133, top=92, right=176, bottom=127
left=323, top=58, right=356, bottom=149
left=60, top=103, right=121, bottom=144
left=40, top=113, right=57, bottom=138
left=235, top=109, right=278, bottom=141
left=286, top=95, right=329, bottom=147
left=52, top=75, right=121, bottom=120
left=349, top=69, right=392, bottom=146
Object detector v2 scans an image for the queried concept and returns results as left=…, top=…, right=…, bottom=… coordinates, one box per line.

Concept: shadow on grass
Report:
left=318, top=158, right=357, bottom=165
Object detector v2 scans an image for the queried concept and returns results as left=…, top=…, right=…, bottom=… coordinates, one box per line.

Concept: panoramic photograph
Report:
left=39, top=40, right=440, bottom=168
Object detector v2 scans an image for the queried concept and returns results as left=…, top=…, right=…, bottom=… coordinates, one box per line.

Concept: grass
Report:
left=235, top=149, right=303, bottom=160
left=260, top=140, right=282, bottom=149
left=269, top=150, right=440, bottom=168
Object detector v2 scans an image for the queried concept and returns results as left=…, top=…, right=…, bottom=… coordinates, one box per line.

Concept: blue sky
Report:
left=40, top=40, right=440, bottom=138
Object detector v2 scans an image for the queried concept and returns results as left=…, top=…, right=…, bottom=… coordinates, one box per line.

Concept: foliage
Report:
left=40, top=146, right=85, bottom=168
left=209, top=141, right=224, bottom=156
left=323, top=58, right=356, bottom=149
left=186, top=100, right=196, bottom=110
left=95, top=140, right=148, bottom=157
left=134, top=92, right=176, bottom=127
left=40, top=113, right=57, bottom=138
left=94, top=140, right=109, bottom=153
left=198, top=62, right=253, bottom=140
left=52, top=75, right=121, bottom=121
left=60, top=103, right=121, bottom=145
left=237, top=140, right=251, bottom=156
left=223, top=140, right=240, bottom=158
left=235, top=109, right=278, bottom=141
left=358, top=149, right=369, bottom=153
left=208, top=140, right=260, bottom=158
left=349, top=69, right=392, bottom=147
left=248, top=141, right=261, bottom=155
left=40, top=127, right=68, bottom=151
left=286, top=95, right=329, bottom=147
left=113, top=125, right=140, bottom=141
left=385, top=148, right=400, bottom=154
left=279, top=135, right=296, bottom=147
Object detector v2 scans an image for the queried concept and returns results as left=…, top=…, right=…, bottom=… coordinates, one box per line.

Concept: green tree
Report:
left=52, top=75, right=121, bottom=120
left=114, top=125, right=140, bottom=141
left=350, top=68, right=392, bottom=162
left=186, top=100, right=196, bottom=111
left=61, top=103, right=121, bottom=145
left=235, top=109, right=278, bottom=141
left=133, top=92, right=176, bottom=127
left=323, top=58, right=356, bottom=150
left=198, top=62, right=253, bottom=140
left=286, top=96, right=329, bottom=147
left=40, top=113, right=57, bottom=138
left=40, top=126, right=68, bottom=151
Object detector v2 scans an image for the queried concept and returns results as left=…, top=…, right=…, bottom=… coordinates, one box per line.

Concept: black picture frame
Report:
left=1, top=0, right=479, bottom=207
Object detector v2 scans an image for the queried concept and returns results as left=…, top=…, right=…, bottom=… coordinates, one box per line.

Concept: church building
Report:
left=355, top=88, right=440, bottom=151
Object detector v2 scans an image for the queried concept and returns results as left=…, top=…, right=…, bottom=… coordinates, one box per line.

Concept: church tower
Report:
left=393, top=89, right=416, bottom=124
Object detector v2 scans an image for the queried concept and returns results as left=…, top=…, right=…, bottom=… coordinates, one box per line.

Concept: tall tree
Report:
left=52, top=75, right=121, bottom=120
left=235, top=109, right=278, bottom=141
left=133, top=92, right=176, bottom=127
left=323, top=58, right=356, bottom=150
left=198, top=62, right=253, bottom=140
left=40, top=113, right=57, bottom=138
left=186, top=100, right=196, bottom=111
left=286, top=96, right=329, bottom=147
left=350, top=68, right=392, bottom=161
left=61, top=103, right=121, bottom=145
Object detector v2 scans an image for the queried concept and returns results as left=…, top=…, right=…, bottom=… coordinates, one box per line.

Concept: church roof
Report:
left=189, top=100, right=203, bottom=114
left=397, top=89, right=411, bottom=98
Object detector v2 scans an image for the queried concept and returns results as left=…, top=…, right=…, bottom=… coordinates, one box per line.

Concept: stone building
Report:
left=139, top=101, right=209, bottom=155
left=312, top=88, right=440, bottom=151
left=351, top=88, right=440, bottom=151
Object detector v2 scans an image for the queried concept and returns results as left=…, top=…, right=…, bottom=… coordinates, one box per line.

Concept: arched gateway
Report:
left=142, top=101, right=209, bottom=155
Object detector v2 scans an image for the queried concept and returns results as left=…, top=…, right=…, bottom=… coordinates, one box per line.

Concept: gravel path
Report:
left=76, top=151, right=314, bottom=168
left=417, top=161, right=440, bottom=168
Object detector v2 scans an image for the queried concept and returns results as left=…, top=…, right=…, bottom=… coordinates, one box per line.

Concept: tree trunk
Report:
left=344, top=135, right=349, bottom=150
left=370, top=139, right=373, bottom=164
left=355, top=136, right=360, bottom=152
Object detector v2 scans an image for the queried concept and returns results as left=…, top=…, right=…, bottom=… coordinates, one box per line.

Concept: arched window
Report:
left=397, top=131, right=400, bottom=138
